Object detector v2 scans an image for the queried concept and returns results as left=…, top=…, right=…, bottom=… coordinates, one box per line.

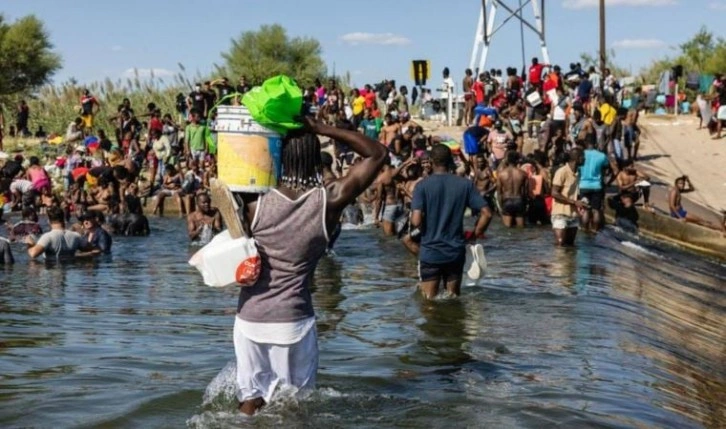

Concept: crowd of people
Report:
left=0, top=58, right=702, bottom=265
left=2, top=58, right=725, bottom=418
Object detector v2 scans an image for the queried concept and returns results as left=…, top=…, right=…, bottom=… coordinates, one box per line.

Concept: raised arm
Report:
left=305, top=117, right=387, bottom=213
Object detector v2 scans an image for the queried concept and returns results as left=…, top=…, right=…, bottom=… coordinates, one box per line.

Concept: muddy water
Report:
left=0, top=218, right=723, bottom=428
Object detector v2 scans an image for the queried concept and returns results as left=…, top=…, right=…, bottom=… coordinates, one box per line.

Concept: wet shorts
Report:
left=382, top=204, right=403, bottom=223
left=418, top=254, right=466, bottom=283
left=501, top=197, right=526, bottom=216
left=233, top=317, right=318, bottom=404
left=578, top=189, right=604, bottom=211
left=551, top=214, right=580, bottom=230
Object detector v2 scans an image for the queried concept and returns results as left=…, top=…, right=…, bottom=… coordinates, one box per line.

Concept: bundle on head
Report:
left=280, top=130, right=323, bottom=191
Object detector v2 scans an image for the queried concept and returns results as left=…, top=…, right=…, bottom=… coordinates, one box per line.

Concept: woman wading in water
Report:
left=233, top=116, right=386, bottom=415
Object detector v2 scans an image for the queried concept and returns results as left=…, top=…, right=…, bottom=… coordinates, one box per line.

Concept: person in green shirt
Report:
left=185, top=108, right=210, bottom=163
left=358, top=108, right=381, bottom=142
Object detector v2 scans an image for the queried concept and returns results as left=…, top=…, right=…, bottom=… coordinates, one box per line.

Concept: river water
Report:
left=0, top=218, right=724, bottom=428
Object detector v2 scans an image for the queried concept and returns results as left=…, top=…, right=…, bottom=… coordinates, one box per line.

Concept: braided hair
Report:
left=280, top=130, right=323, bottom=191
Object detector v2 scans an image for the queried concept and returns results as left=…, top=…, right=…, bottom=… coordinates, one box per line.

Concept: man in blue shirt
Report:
left=577, top=73, right=593, bottom=104
left=407, top=144, right=492, bottom=299
left=578, top=139, right=609, bottom=232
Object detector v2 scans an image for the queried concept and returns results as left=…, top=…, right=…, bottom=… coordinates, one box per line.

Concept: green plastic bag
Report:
left=242, top=75, right=304, bottom=135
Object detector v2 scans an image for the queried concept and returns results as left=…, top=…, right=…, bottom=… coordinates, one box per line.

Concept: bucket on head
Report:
left=214, top=105, right=282, bottom=193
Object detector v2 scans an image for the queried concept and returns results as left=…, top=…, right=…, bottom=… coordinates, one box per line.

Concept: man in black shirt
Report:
left=188, top=83, right=207, bottom=119
left=16, top=100, right=30, bottom=137
left=235, top=75, right=251, bottom=105
left=213, top=77, right=234, bottom=105
left=203, top=81, right=216, bottom=118
left=117, top=98, right=134, bottom=116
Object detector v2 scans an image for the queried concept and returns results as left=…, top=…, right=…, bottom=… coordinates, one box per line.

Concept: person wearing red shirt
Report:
left=363, top=84, right=377, bottom=109
left=542, top=71, right=561, bottom=106
left=472, top=74, right=485, bottom=106
left=528, top=58, right=545, bottom=90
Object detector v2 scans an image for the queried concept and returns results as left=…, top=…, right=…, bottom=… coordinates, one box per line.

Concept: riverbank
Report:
left=637, top=114, right=725, bottom=221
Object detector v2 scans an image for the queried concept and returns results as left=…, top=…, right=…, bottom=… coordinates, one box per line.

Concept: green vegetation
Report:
left=0, top=14, right=61, bottom=100
left=27, top=67, right=195, bottom=135
left=219, top=24, right=327, bottom=89
left=4, top=23, right=331, bottom=142
left=639, top=27, right=726, bottom=87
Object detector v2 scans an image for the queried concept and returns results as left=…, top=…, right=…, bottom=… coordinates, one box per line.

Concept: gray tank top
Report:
left=236, top=187, right=329, bottom=323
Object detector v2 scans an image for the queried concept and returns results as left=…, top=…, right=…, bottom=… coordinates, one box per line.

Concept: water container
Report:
left=213, top=105, right=282, bottom=193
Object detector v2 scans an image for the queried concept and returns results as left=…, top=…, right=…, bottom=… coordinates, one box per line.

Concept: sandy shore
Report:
left=637, top=115, right=725, bottom=224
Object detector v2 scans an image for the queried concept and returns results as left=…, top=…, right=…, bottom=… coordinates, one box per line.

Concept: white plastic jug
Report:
left=188, top=230, right=260, bottom=287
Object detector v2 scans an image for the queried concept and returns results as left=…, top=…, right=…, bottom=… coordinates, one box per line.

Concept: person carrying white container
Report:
left=232, top=115, right=387, bottom=415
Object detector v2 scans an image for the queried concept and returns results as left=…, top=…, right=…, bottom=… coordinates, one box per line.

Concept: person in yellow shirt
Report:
left=351, top=88, right=366, bottom=127
left=598, top=96, right=616, bottom=126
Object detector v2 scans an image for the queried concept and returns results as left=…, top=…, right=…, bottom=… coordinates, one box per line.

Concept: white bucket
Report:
left=213, top=105, right=282, bottom=193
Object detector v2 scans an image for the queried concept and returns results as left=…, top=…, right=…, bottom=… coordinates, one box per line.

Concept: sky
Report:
left=3, top=0, right=725, bottom=90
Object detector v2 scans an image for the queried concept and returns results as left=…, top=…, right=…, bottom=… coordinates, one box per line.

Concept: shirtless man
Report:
left=497, top=151, right=529, bottom=227
left=374, top=158, right=412, bottom=236
left=379, top=113, right=401, bottom=146
left=668, top=176, right=723, bottom=231
left=187, top=193, right=222, bottom=243
left=469, top=154, right=496, bottom=207
left=503, top=103, right=525, bottom=152
left=395, top=161, right=424, bottom=238
left=463, top=69, right=475, bottom=126
left=616, top=160, right=651, bottom=210
left=87, top=176, right=117, bottom=214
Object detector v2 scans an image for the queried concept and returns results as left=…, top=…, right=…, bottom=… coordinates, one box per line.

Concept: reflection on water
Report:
left=0, top=218, right=724, bottom=428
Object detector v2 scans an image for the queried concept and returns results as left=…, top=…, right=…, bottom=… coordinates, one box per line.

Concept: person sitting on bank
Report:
left=668, top=176, right=723, bottom=231
left=26, top=206, right=100, bottom=260
left=616, top=160, right=652, bottom=212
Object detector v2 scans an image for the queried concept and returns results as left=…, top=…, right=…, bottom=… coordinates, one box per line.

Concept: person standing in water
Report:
left=551, top=148, right=586, bottom=246
left=187, top=193, right=222, bottom=244
left=497, top=151, right=528, bottom=228
left=233, top=116, right=386, bottom=415
left=403, top=144, right=492, bottom=299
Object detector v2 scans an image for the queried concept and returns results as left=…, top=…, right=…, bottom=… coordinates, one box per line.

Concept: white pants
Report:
left=233, top=317, right=318, bottom=403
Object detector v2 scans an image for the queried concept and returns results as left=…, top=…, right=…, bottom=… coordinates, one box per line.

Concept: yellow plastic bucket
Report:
left=214, top=105, right=282, bottom=193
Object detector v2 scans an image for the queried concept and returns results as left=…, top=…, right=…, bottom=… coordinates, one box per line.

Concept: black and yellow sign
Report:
left=410, top=60, right=430, bottom=86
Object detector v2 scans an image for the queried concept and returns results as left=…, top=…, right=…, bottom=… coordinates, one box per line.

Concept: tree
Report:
left=679, top=27, right=715, bottom=72
left=0, top=15, right=62, bottom=98
left=638, top=27, right=726, bottom=86
left=220, top=24, right=326, bottom=88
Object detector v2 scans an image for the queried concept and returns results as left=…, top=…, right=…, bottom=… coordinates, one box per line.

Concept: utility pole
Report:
left=599, top=0, right=606, bottom=73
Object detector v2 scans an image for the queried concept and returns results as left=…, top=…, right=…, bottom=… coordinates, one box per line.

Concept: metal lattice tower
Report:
left=469, top=0, right=551, bottom=73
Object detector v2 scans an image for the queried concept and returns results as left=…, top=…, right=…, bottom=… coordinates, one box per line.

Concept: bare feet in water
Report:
left=239, top=397, right=265, bottom=415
